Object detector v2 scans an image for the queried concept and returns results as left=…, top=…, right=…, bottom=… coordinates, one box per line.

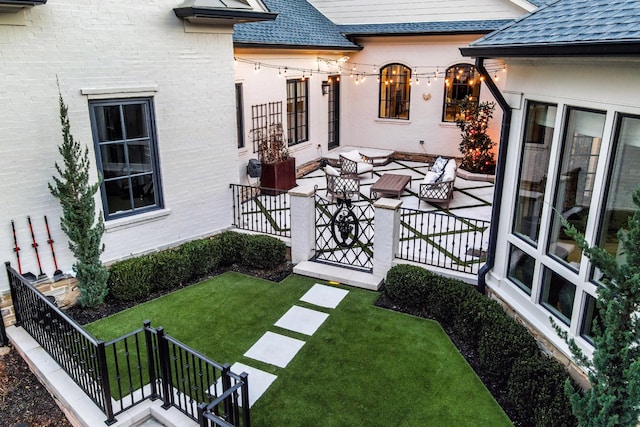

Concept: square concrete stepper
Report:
left=300, top=284, right=349, bottom=309
left=274, top=305, right=329, bottom=336
left=243, top=331, right=305, bottom=368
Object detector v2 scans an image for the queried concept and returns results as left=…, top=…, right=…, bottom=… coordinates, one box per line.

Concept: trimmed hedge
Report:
left=107, top=231, right=286, bottom=302
left=382, top=264, right=577, bottom=427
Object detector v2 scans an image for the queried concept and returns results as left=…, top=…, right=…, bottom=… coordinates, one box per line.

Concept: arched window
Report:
left=379, top=63, right=411, bottom=120
left=442, top=64, right=481, bottom=122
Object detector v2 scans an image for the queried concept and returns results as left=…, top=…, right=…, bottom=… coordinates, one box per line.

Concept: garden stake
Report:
left=44, top=215, right=63, bottom=278
left=10, top=220, right=22, bottom=274
left=27, top=216, right=47, bottom=280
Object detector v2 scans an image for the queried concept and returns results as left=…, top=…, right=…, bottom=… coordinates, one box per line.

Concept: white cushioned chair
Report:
left=339, top=150, right=374, bottom=179
left=419, top=157, right=457, bottom=207
left=325, top=164, right=360, bottom=199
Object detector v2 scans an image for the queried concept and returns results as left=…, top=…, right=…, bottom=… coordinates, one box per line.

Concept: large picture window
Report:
left=89, top=98, right=162, bottom=220
left=513, top=102, right=556, bottom=243
left=379, top=63, right=411, bottom=120
left=595, top=114, right=640, bottom=271
left=442, top=64, right=481, bottom=122
left=287, top=79, right=308, bottom=145
left=547, top=108, right=605, bottom=270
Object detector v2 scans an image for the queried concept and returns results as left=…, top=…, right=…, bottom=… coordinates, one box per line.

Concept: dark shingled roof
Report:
left=233, top=0, right=360, bottom=49
left=462, top=0, right=640, bottom=57
left=338, top=20, right=513, bottom=37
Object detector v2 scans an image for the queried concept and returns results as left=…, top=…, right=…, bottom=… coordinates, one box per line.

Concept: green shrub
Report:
left=479, top=315, right=539, bottom=386
left=107, top=256, right=154, bottom=302
left=508, top=355, right=578, bottom=427
left=241, top=235, right=286, bottom=269
left=180, top=238, right=221, bottom=280
left=215, top=231, right=249, bottom=266
left=383, top=264, right=437, bottom=308
left=151, top=249, right=191, bottom=291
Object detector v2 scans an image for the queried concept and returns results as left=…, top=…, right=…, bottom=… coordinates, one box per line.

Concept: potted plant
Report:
left=456, top=95, right=497, bottom=175
left=254, top=123, right=296, bottom=192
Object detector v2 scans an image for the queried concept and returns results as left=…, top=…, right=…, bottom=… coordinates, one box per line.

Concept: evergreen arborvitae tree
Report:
left=456, top=96, right=497, bottom=174
left=48, top=93, right=109, bottom=307
left=555, top=187, right=640, bottom=426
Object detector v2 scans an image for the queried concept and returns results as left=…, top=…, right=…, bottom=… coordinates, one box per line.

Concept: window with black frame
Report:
left=442, top=64, right=481, bottom=122
left=89, top=98, right=162, bottom=219
left=287, top=79, right=308, bottom=145
left=379, top=63, right=411, bottom=120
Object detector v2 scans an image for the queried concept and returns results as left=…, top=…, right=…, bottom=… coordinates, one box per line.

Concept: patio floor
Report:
left=297, top=159, right=494, bottom=222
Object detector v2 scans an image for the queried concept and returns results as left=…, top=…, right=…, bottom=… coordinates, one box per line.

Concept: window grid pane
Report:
left=513, top=102, right=556, bottom=243
left=547, top=108, right=606, bottom=270
left=507, top=244, right=535, bottom=295
left=540, top=267, right=576, bottom=325
left=287, top=79, right=308, bottom=145
left=378, top=64, right=411, bottom=120
left=91, top=99, right=162, bottom=219
left=442, top=64, right=481, bottom=122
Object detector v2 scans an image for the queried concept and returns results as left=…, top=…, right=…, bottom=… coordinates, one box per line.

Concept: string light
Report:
left=233, top=56, right=506, bottom=85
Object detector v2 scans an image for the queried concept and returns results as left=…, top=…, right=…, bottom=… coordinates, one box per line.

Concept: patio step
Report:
left=293, top=261, right=383, bottom=291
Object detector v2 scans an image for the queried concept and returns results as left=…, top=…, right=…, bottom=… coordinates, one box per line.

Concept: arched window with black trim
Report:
left=442, top=64, right=481, bottom=122
left=379, top=63, right=411, bottom=120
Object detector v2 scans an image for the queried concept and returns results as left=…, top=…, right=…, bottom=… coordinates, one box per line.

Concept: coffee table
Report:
left=370, top=173, right=411, bottom=199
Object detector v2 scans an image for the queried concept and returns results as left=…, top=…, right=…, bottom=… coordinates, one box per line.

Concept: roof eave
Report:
left=0, top=0, right=46, bottom=13
left=234, top=41, right=362, bottom=51
left=343, top=29, right=495, bottom=38
left=174, top=7, right=277, bottom=25
left=461, top=42, right=640, bottom=58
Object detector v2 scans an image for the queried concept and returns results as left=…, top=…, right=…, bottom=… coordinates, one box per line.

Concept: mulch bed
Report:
left=0, top=262, right=292, bottom=426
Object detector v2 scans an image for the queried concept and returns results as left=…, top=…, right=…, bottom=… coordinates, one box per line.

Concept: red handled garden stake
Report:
left=10, top=220, right=22, bottom=274
left=27, top=216, right=47, bottom=280
left=44, top=215, right=63, bottom=278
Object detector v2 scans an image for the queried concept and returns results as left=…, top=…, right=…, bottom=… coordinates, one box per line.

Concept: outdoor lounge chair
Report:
left=325, top=165, right=360, bottom=199
left=419, top=157, right=457, bottom=207
left=339, top=150, right=374, bottom=179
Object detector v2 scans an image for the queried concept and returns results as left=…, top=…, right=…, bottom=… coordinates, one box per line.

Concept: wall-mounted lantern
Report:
left=321, top=81, right=330, bottom=95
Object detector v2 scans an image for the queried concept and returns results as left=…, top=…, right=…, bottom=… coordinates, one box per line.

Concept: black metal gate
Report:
left=314, top=193, right=374, bottom=271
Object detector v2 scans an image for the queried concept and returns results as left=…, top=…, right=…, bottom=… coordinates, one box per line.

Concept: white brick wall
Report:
left=0, top=1, right=240, bottom=291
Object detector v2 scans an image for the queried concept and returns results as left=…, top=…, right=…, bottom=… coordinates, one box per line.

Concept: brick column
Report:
left=289, top=185, right=317, bottom=264
left=373, top=198, right=403, bottom=278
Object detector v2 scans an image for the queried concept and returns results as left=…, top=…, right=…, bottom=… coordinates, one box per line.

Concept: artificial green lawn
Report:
left=86, top=272, right=512, bottom=426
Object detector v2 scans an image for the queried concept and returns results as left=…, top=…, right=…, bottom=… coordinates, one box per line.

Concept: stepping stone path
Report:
left=234, top=283, right=349, bottom=408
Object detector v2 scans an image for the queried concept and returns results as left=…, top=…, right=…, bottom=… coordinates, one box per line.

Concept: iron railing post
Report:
left=157, top=327, right=172, bottom=409
left=240, top=372, right=250, bottom=427
left=221, top=364, right=233, bottom=422
left=96, top=340, right=116, bottom=425
left=143, top=320, right=158, bottom=400
left=197, top=402, right=207, bottom=427
left=5, top=262, right=22, bottom=327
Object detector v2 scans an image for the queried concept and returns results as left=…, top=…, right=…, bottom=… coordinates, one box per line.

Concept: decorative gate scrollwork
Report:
left=314, top=191, right=374, bottom=270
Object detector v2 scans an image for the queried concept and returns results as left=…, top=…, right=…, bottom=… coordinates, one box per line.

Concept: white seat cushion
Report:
left=325, top=165, right=340, bottom=176
left=356, top=162, right=373, bottom=175
left=441, top=159, right=457, bottom=182
left=422, top=171, right=440, bottom=184
left=341, top=150, right=362, bottom=162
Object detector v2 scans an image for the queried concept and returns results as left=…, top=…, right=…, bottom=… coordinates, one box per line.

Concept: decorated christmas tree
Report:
left=456, top=96, right=497, bottom=174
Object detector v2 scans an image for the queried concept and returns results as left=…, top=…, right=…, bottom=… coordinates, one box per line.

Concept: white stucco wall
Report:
left=306, top=0, right=531, bottom=25
left=0, top=1, right=240, bottom=292
left=340, top=35, right=505, bottom=159
left=486, top=58, right=640, bottom=359
left=234, top=37, right=506, bottom=174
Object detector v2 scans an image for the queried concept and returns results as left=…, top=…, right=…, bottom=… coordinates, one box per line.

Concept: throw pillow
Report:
left=325, top=164, right=340, bottom=176
left=432, top=156, right=448, bottom=174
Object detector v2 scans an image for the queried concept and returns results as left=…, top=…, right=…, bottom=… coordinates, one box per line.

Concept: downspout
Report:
left=476, top=57, right=512, bottom=294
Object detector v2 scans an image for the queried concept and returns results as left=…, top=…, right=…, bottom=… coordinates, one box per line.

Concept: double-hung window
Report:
left=89, top=98, right=163, bottom=220
left=287, top=79, right=308, bottom=145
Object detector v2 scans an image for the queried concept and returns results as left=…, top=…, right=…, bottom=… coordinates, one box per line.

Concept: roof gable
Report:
left=463, top=0, right=640, bottom=57
left=233, top=0, right=359, bottom=49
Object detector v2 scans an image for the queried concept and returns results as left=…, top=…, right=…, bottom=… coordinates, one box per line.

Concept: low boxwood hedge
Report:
left=107, top=231, right=286, bottom=302
left=382, top=264, right=577, bottom=427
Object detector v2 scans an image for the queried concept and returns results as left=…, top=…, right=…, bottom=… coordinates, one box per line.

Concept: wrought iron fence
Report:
left=398, top=208, right=490, bottom=274
left=5, top=262, right=249, bottom=426
left=230, top=183, right=291, bottom=238
left=314, top=194, right=375, bottom=271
